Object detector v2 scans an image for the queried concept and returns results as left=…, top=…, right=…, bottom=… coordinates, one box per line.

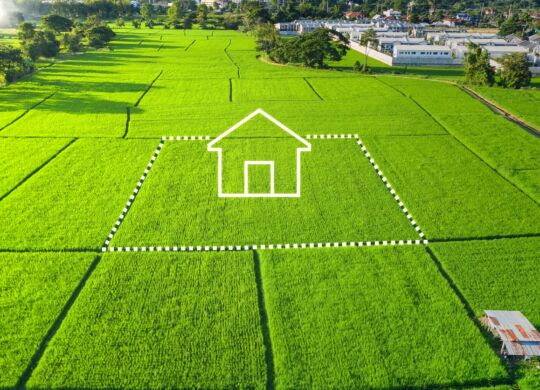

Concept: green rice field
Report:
left=1, top=26, right=539, bottom=389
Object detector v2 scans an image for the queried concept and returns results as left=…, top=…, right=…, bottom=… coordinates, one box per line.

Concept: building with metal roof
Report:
left=484, top=310, right=540, bottom=357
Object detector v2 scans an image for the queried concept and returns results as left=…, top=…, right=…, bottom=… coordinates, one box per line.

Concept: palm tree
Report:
left=360, top=28, right=379, bottom=71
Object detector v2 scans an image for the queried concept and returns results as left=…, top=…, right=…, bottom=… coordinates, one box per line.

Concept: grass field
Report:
left=1, top=26, right=539, bottom=389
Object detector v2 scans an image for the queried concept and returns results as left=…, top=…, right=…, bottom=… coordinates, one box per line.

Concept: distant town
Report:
left=276, top=13, right=540, bottom=69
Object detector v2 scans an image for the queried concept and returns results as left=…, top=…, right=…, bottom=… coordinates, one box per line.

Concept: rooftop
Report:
left=485, top=310, right=540, bottom=357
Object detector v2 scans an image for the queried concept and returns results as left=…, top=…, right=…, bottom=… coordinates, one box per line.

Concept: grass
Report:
left=27, top=252, right=267, bottom=389
left=0, top=139, right=158, bottom=250
left=362, top=135, right=540, bottom=239
left=0, top=26, right=539, bottom=389
left=260, top=246, right=507, bottom=388
left=431, top=238, right=540, bottom=327
left=0, top=138, right=72, bottom=198
left=0, top=252, right=95, bottom=388
left=473, top=86, right=540, bottom=130
left=379, top=77, right=540, bottom=202
left=111, top=139, right=419, bottom=248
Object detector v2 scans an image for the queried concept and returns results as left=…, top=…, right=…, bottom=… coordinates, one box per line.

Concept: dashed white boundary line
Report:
left=306, top=134, right=427, bottom=242
left=102, top=133, right=428, bottom=253
left=107, top=239, right=427, bottom=252
left=101, top=139, right=165, bottom=252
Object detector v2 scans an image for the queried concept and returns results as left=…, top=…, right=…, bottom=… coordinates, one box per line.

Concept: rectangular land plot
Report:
left=111, top=139, right=419, bottom=247
left=28, top=252, right=267, bottom=389
left=362, top=135, right=540, bottom=239
left=233, top=79, right=322, bottom=102
left=0, top=139, right=159, bottom=250
left=0, top=138, right=72, bottom=198
left=431, top=238, right=540, bottom=327
left=137, top=78, right=230, bottom=107
left=259, top=246, right=507, bottom=389
left=0, top=252, right=95, bottom=388
left=2, top=91, right=136, bottom=137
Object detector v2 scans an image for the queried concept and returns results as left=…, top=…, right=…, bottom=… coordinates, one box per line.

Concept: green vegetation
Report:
left=431, top=238, right=540, bottom=326
left=362, top=135, right=540, bottom=239
left=111, top=139, right=418, bottom=247
left=0, top=138, right=71, bottom=197
left=464, top=43, right=494, bottom=87
left=473, top=86, right=540, bottom=130
left=0, top=25, right=539, bottom=389
left=28, top=252, right=266, bottom=389
left=0, top=139, right=158, bottom=250
left=380, top=77, right=540, bottom=202
left=0, top=252, right=95, bottom=388
left=261, top=246, right=507, bottom=388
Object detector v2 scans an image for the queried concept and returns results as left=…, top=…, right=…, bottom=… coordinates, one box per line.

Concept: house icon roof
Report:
left=207, top=109, right=312, bottom=198
left=208, top=108, right=311, bottom=150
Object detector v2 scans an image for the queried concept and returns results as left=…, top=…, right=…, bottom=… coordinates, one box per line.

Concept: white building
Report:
left=393, top=44, right=456, bottom=65
left=383, top=9, right=402, bottom=18
left=378, top=37, right=426, bottom=53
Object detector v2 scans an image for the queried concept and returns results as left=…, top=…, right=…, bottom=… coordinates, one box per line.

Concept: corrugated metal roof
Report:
left=484, top=310, right=540, bottom=356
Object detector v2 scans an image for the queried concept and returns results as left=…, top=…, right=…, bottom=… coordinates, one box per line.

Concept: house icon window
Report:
left=207, top=109, right=312, bottom=198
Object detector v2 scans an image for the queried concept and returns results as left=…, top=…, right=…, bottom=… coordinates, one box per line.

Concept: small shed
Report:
left=484, top=310, right=540, bottom=357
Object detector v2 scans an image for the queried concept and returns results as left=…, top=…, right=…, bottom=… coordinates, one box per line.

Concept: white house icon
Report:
left=207, top=109, right=311, bottom=198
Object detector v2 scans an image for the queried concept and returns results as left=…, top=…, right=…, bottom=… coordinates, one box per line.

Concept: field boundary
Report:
left=375, top=77, right=540, bottom=207
left=14, top=254, right=103, bottom=389
left=0, top=92, right=56, bottom=133
left=104, top=133, right=427, bottom=252
left=0, top=138, right=77, bottom=203
left=134, top=70, right=163, bottom=107
left=101, top=139, right=165, bottom=252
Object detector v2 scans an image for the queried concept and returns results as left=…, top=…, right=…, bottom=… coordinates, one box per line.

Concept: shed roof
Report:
left=485, top=310, right=540, bottom=356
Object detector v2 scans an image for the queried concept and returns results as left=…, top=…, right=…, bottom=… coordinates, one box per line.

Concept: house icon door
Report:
left=207, top=109, right=311, bottom=198
left=244, top=161, right=275, bottom=195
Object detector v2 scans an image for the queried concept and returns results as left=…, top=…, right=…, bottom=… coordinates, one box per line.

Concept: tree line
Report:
left=1, top=15, right=115, bottom=85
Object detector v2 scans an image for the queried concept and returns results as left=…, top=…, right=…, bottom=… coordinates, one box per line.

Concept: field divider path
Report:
left=0, top=138, right=77, bottom=203
left=107, top=134, right=427, bottom=253
left=134, top=70, right=163, bottom=107
left=375, top=77, right=540, bottom=207
left=15, top=254, right=103, bottom=390
left=253, top=250, right=275, bottom=390
left=307, top=133, right=427, bottom=242
left=224, top=39, right=240, bottom=78
left=460, top=86, right=540, bottom=138
left=184, top=39, right=195, bottom=51
left=123, top=107, right=131, bottom=138
left=424, top=246, right=513, bottom=385
left=303, top=78, right=324, bottom=101
left=0, top=92, right=56, bottom=133
left=101, top=139, right=165, bottom=252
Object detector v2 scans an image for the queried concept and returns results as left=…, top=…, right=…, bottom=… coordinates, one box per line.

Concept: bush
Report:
left=86, top=25, right=116, bottom=48
left=498, top=53, right=531, bottom=89
left=0, top=45, right=34, bottom=84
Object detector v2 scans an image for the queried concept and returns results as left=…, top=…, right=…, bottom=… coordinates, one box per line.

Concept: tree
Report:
left=61, top=29, right=81, bottom=53
left=168, top=0, right=185, bottom=22
left=499, top=15, right=524, bottom=37
left=18, top=22, right=36, bottom=42
left=0, top=45, right=34, bottom=84
left=464, top=43, right=494, bottom=86
left=183, top=14, right=193, bottom=29
left=498, top=53, right=531, bottom=88
left=132, top=19, right=142, bottom=29
left=116, top=18, right=125, bottom=27
left=271, top=28, right=348, bottom=68
left=196, top=4, right=208, bottom=28
left=254, top=23, right=281, bottom=54
left=140, top=3, right=153, bottom=21
left=42, top=14, right=73, bottom=33
left=86, top=25, right=116, bottom=48
left=359, top=28, right=378, bottom=71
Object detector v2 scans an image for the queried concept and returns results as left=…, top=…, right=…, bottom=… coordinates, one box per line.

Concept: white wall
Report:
left=349, top=41, right=394, bottom=65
